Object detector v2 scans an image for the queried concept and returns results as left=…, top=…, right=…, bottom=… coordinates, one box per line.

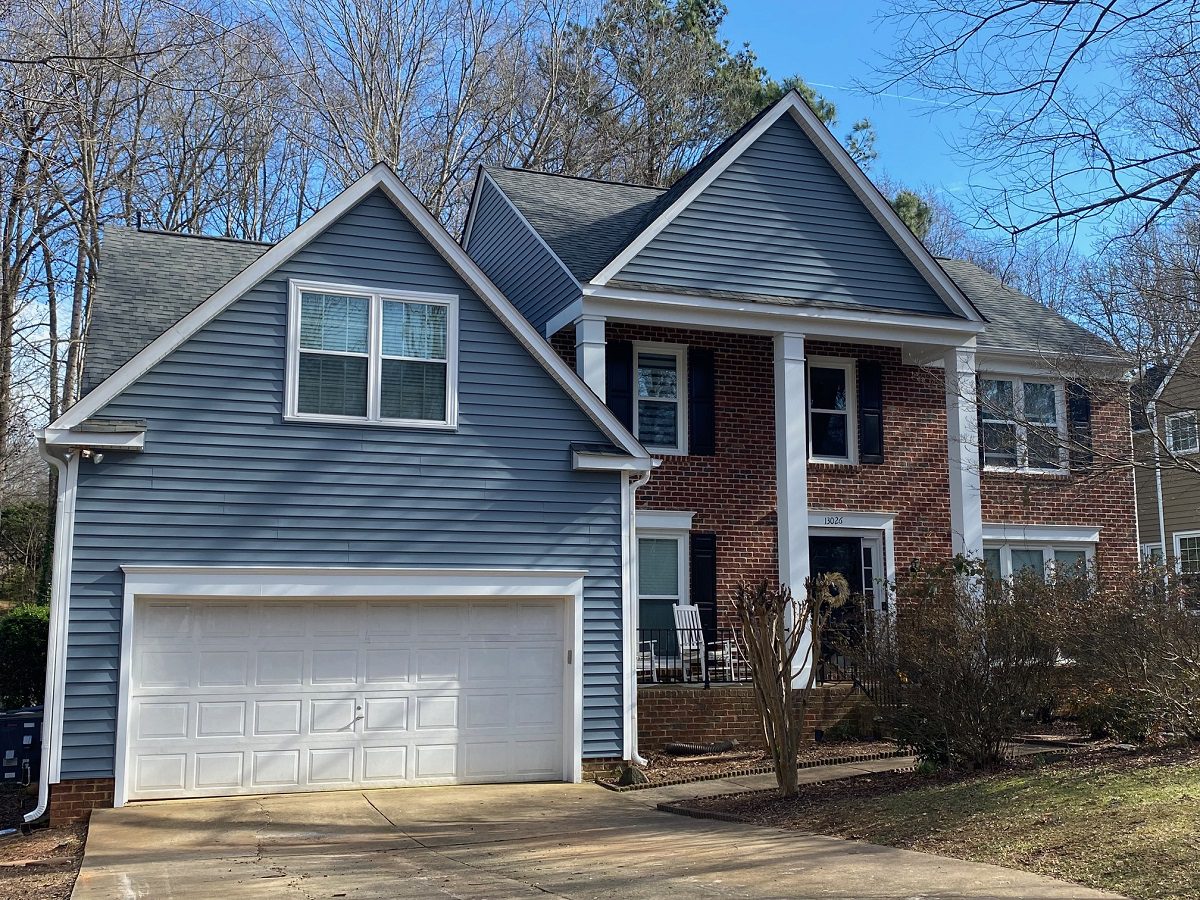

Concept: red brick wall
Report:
left=49, top=778, right=115, bottom=825
left=637, top=683, right=865, bottom=751
left=980, top=384, right=1139, bottom=578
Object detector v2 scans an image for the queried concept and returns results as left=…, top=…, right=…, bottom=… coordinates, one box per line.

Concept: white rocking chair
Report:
left=672, top=604, right=739, bottom=683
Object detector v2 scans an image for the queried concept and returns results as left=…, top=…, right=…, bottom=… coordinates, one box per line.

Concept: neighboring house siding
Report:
left=62, top=190, right=625, bottom=779
left=1155, top=357, right=1200, bottom=563
left=617, top=114, right=955, bottom=317
left=465, top=179, right=580, bottom=334
left=1133, top=431, right=1161, bottom=549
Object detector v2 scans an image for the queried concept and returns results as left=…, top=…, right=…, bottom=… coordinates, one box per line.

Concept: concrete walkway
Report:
left=72, top=769, right=1121, bottom=899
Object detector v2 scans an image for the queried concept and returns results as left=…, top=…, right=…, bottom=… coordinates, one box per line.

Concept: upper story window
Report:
left=808, top=357, right=857, bottom=463
left=635, top=344, right=687, bottom=454
left=1166, top=411, right=1199, bottom=455
left=287, top=281, right=457, bottom=428
left=980, top=377, right=1065, bottom=472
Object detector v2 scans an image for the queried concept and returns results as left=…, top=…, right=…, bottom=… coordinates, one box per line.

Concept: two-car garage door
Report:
left=126, top=597, right=567, bottom=800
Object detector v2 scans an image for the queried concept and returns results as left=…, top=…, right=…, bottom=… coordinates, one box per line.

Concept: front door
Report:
left=809, top=536, right=872, bottom=680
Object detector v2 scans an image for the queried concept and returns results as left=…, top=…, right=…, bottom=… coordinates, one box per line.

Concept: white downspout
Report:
left=622, top=468, right=652, bottom=766
left=26, top=441, right=79, bottom=825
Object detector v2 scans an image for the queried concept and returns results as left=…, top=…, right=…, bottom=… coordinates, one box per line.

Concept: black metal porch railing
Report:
left=637, top=627, right=752, bottom=685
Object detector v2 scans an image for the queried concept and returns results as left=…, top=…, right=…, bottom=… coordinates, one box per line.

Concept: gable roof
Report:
left=936, top=258, right=1123, bottom=359
left=84, top=229, right=269, bottom=393
left=57, top=165, right=650, bottom=463
left=1150, top=329, right=1199, bottom=404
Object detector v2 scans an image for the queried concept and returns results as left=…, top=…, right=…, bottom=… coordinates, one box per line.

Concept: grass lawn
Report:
left=686, top=746, right=1200, bottom=900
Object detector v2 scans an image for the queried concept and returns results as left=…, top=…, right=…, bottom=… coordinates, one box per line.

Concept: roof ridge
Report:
left=121, top=226, right=275, bottom=248
left=490, top=166, right=666, bottom=193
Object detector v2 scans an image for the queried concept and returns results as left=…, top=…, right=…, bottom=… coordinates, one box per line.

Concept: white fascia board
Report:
left=469, top=169, right=583, bottom=293
left=53, top=165, right=649, bottom=463
left=571, top=450, right=657, bottom=472
left=120, top=565, right=588, bottom=598
left=458, top=164, right=485, bottom=248
left=981, top=523, right=1101, bottom=545
left=545, top=298, right=586, bottom=339
left=1152, top=329, right=1199, bottom=403
left=590, top=91, right=982, bottom=325
left=976, top=348, right=1131, bottom=379
left=43, top=428, right=145, bottom=450
left=808, top=509, right=895, bottom=530
left=637, top=510, right=696, bottom=531
left=581, top=285, right=984, bottom=347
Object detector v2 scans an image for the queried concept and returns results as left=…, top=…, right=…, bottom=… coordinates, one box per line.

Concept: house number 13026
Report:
left=823, top=515, right=844, bottom=526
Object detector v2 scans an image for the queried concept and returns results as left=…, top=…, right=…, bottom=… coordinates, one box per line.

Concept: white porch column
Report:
left=944, top=345, right=984, bottom=560
left=774, top=332, right=811, bottom=679
left=575, top=315, right=606, bottom=400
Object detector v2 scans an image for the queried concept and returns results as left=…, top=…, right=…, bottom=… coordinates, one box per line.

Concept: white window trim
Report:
left=285, top=278, right=459, bottom=429
left=983, top=541, right=1096, bottom=580
left=632, top=342, right=688, bottom=455
left=980, top=376, right=1068, bottom=474
left=1165, top=410, right=1199, bottom=455
left=1141, top=542, right=1165, bottom=562
left=1173, top=530, right=1200, bottom=575
left=807, top=356, right=857, bottom=465
left=636, top=527, right=690, bottom=607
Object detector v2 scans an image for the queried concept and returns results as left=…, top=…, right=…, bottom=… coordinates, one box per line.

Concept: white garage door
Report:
left=125, top=597, right=566, bottom=800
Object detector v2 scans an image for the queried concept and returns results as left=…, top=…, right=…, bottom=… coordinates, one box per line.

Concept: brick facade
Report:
left=980, top=384, right=1140, bottom=579
left=637, top=683, right=868, bottom=751
left=48, top=778, right=115, bottom=825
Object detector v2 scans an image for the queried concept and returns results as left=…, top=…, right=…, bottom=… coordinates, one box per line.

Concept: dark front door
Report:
left=809, top=536, right=867, bottom=679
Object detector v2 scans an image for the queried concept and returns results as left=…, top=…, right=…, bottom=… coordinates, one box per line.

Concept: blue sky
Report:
left=720, top=2, right=984, bottom=207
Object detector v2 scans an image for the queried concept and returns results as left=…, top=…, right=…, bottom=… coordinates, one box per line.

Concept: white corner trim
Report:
left=982, top=523, right=1101, bottom=545
left=571, top=450, right=657, bottom=472
left=588, top=92, right=982, bottom=325
left=113, top=565, right=587, bottom=806
left=636, top=510, right=696, bottom=531
left=43, top=428, right=145, bottom=450
left=50, top=164, right=649, bottom=463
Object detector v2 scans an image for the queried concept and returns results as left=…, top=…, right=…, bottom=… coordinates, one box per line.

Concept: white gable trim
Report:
left=462, top=169, right=583, bottom=293
left=590, top=92, right=982, bottom=324
left=1151, top=329, right=1199, bottom=403
left=51, top=165, right=649, bottom=461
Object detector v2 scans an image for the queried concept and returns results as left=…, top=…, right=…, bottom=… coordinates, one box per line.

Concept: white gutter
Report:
left=621, top=468, right=653, bottom=766
left=26, top=440, right=79, bottom=824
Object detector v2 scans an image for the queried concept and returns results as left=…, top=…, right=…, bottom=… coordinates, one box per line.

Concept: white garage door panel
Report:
left=126, top=598, right=566, bottom=800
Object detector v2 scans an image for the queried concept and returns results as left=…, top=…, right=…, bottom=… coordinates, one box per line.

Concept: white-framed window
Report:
left=808, top=356, right=857, bottom=464
left=979, top=377, right=1066, bottom=472
left=1141, top=543, right=1165, bottom=564
left=1175, top=532, right=1200, bottom=575
left=286, top=280, right=457, bottom=428
left=637, top=530, right=688, bottom=637
left=983, top=543, right=1094, bottom=582
left=634, top=343, right=687, bottom=454
left=1166, top=411, right=1199, bottom=455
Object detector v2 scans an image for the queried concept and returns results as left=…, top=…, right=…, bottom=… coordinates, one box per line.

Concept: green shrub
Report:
left=0, top=604, right=49, bottom=709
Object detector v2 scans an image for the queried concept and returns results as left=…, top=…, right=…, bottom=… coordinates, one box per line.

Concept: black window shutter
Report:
left=857, top=359, right=884, bottom=464
left=1067, top=382, right=1094, bottom=470
left=689, top=532, right=718, bottom=639
left=605, top=340, right=634, bottom=429
left=688, top=346, right=716, bottom=456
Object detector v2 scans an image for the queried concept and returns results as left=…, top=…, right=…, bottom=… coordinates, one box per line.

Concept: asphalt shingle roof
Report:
left=82, top=227, right=269, bottom=393
left=934, top=258, right=1120, bottom=359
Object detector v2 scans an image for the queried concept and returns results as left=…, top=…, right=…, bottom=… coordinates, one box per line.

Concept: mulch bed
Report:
left=0, top=784, right=35, bottom=830
left=670, top=740, right=1122, bottom=824
left=598, top=740, right=903, bottom=790
left=0, top=825, right=86, bottom=900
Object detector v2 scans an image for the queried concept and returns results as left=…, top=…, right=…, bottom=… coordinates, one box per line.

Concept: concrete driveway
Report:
left=72, top=782, right=1119, bottom=899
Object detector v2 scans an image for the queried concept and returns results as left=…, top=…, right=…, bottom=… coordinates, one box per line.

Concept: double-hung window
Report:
left=808, top=357, right=856, bottom=463
left=1166, top=411, right=1199, bottom=455
left=1177, top=533, right=1200, bottom=575
left=635, top=345, right=686, bottom=453
left=288, top=282, right=456, bottom=427
left=638, top=533, right=687, bottom=637
left=980, top=377, right=1065, bottom=471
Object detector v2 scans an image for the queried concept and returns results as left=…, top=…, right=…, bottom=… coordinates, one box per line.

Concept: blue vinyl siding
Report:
left=619, top=114, right=956, bottom=317
left=465, top=179, right=580, bottom=334
left=62, top=189, right=624, bottom=778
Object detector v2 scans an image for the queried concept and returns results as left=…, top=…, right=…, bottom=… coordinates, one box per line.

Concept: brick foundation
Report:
left=637, top=683, right=869, bottom=752
left=48, top=778, right=116, bottom=825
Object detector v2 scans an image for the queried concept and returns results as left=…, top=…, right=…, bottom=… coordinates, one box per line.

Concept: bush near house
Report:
left=0, top=603, right=49, bottom=709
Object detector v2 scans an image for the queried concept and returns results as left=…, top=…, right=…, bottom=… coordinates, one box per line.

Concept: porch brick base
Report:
left=48, top=778, right=116, bottom=825
left=581, top=757, right=626, bottom=781
left=637, top=683, right=869, bottom=752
